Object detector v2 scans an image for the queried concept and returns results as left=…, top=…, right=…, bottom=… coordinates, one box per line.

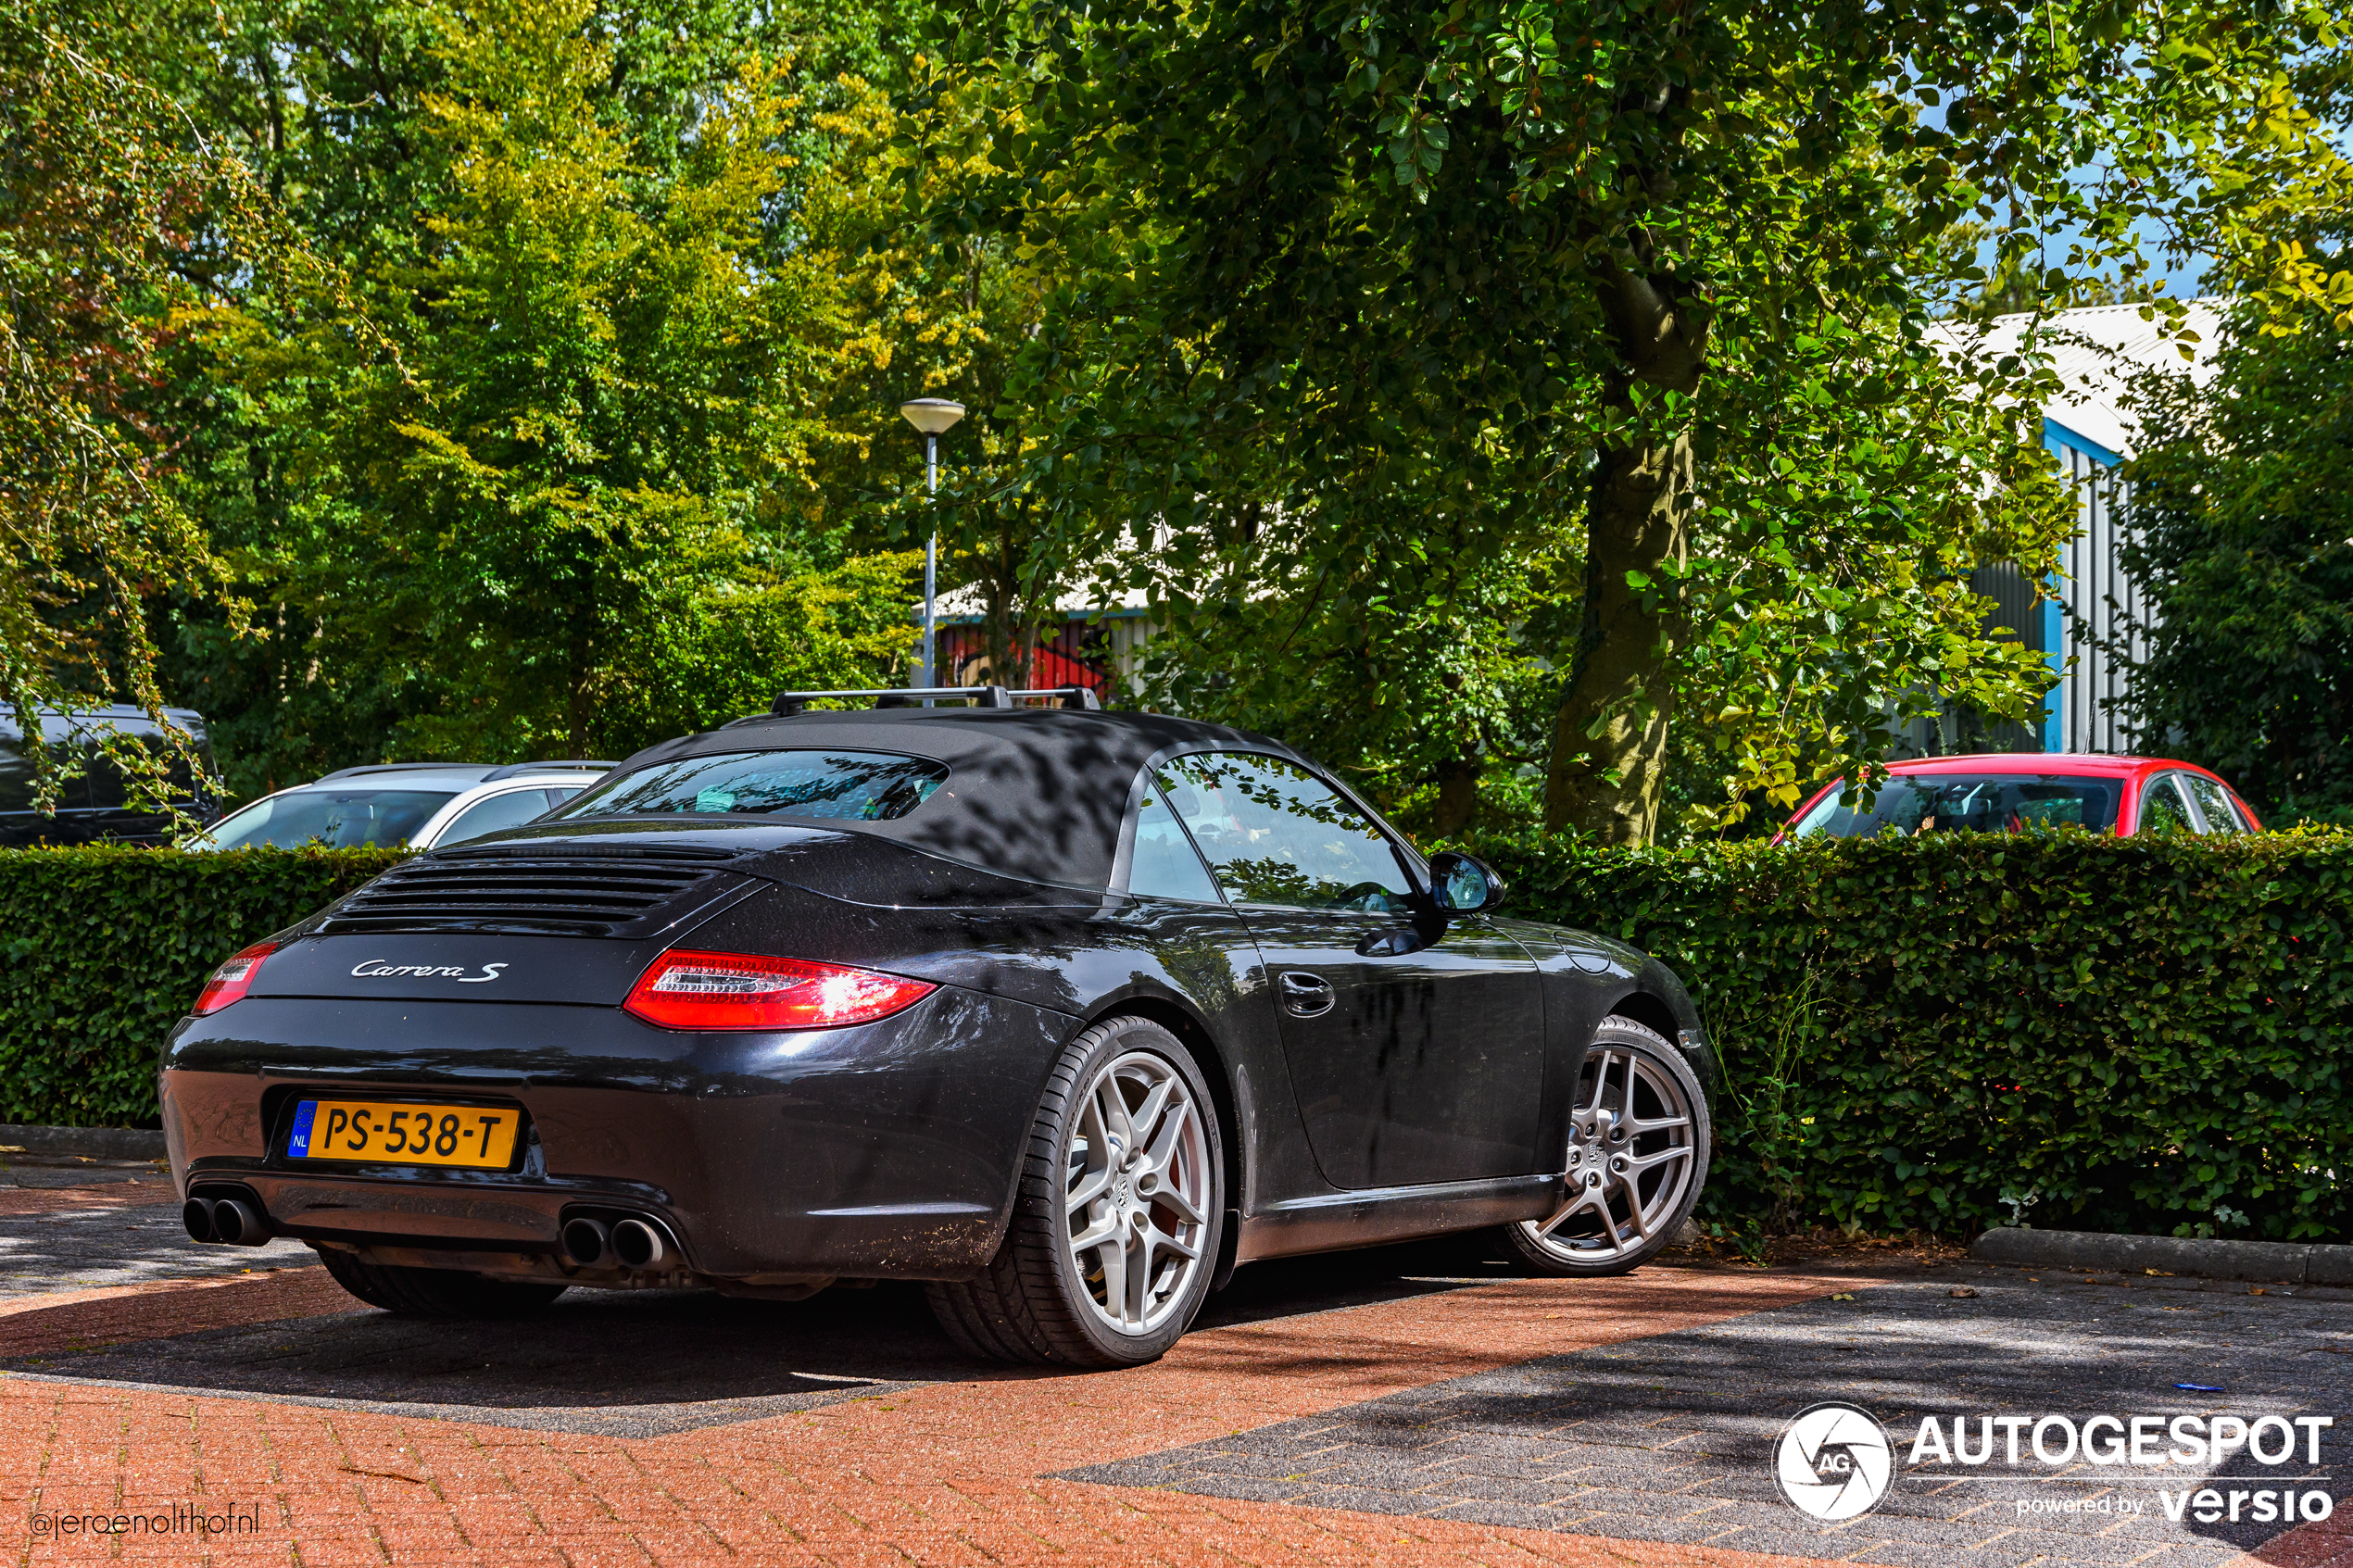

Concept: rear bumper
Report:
left=161, top=986, right=1068, bottom=1281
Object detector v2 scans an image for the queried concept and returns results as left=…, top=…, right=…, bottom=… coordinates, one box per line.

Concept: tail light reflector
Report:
left=623, top=950, right=937, bottom=1032
left=195, top=942, right=277, bottom=1015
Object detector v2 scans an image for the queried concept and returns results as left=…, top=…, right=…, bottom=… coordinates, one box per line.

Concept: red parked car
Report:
left=1781, top=754, right=2263, bottom=840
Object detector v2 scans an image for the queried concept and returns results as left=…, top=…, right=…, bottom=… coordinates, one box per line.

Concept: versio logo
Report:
left=1777, top=1403, right=1896, bottom=1521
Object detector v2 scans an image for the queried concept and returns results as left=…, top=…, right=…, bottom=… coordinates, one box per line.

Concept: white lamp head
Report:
left=898, top=398, right=966, bottom=436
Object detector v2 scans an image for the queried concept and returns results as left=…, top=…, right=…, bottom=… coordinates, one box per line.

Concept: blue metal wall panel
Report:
left=2036, top=416, right=2137, bottom=755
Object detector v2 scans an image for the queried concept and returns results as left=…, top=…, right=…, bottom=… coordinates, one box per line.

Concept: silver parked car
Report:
left=186, top=762, right=614, bottom=852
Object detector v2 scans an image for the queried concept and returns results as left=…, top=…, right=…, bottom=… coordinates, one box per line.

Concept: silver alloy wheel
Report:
left=1516, top=1041, right=1700, bottom=1265
left=1063, top=1047, right=1212, bottom=1336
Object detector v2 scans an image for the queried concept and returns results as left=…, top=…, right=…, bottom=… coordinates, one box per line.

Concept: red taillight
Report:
left=194, top=942, right=277, bottom=1015
left=622, top=950, right=937, bottom=1032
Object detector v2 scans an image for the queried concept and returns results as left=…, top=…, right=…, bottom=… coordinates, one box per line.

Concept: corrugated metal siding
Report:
left=2045, top=427, right=2153, bottom=754
left=1942, top=420, right=2153, bottom=756
left=1972, top=561, right=2042, bottom=653
left=1965, top=562, right=2044, bottom=753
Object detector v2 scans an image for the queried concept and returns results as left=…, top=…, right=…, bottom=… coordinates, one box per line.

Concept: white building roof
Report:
left=925, top=582, right=1152, bottom=623
left=1928, top=298, right=2225, bottom=460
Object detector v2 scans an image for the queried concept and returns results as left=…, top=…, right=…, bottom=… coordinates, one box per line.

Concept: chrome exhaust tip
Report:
left=560, top=1217, right=612, bottom=1267
left=610, top=1217, right=666, bottom=1270
left=182, top=1197, right=216, bottom=1243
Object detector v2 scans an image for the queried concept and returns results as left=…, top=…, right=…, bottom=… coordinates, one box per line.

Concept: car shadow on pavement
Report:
left=0, top=1237, right=1497, bottom=1437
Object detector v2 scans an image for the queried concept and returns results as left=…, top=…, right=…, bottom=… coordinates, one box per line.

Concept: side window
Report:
left=434, top=788, right=555, bottom=847
left=1124, top=781, right=1223, bottom=903
left=1160, top=752, right=1416, bottom=913
left=82, top=744, right=132, bottom=811
left=2137, top=774, right=2197, bottom=836
left=0, top=735, right=35, bottom=813
left=2181, top=773, right=2246, bottom=835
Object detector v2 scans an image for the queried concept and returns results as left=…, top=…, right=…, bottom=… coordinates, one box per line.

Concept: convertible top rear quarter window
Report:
left=560, top=749, right=948, bottom=823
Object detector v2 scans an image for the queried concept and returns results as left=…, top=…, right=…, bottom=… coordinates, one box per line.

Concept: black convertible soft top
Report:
left=605, top=707, right=1302, bottom=891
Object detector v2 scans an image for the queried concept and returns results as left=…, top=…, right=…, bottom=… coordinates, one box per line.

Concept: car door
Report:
left=1158, top=751, right=1544, bottom=1190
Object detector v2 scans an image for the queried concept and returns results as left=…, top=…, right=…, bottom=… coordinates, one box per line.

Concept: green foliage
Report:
left=812, top=59, right=1101, bottom=690
left=1133, top=538, right=1576, bottom=836
left=0, top=7, right=329, bottom=816
left=8, top=830, right=2352, bottom=1251
left=181, top=0, right=922, bottom=778
left=0, top=846, right=403, bottom=1126
left=1469, top=830, right=2353, bottom=1242
left=945, top=0, right=2352, bottom=842
left=2110, top=300, right=2353, bottom=822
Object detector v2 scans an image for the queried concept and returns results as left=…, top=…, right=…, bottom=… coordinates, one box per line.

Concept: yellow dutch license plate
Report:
left=287, top=1099, right=520, bottom=1168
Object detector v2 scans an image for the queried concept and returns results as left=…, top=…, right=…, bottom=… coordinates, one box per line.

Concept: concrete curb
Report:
left=1972, top=1226, right=2353, bottom=1286
left=0, top=1123, right=167, bottom=1162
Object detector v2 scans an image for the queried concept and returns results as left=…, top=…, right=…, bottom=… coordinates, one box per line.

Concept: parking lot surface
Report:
left=0, top=1183, right=2344, bottom=1567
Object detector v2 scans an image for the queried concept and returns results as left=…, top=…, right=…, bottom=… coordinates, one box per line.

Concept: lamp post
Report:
left=898, top=398, right=965, bottom=691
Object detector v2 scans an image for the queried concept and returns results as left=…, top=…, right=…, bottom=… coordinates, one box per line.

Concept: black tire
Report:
left=926, top=1016, right=1226, bottom=1368
left=1490, top=1015, right=1710, bottom=1278
left=316, top=1246, right=569, bottom=1318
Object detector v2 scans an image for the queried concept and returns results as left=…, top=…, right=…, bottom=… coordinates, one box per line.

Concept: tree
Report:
left=2109, top=298, right=2353, bottom=819
left=1130, top=533, right=1578, bottom=835
left=802, top=58, right=1119, bottom=696
left=0, top=7, right=312, bottom=809
left=951, top=0, right=2353, bottom=843
left=184, top=0, right=924, bottom=777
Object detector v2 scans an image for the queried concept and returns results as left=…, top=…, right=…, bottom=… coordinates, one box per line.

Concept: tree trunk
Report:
left=566, top=628, right=595, bottom=759
left=1543, top=431, right=1693, bottom=843
left=1542, top=257, right=1708, bottom=845
left=981, top=569, right=1037, bottom=690
left=1429, top=756, right=1480, bottom=837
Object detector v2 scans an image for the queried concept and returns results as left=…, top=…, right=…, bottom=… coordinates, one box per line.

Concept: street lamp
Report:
left=898, top=397, right=965, bottom=691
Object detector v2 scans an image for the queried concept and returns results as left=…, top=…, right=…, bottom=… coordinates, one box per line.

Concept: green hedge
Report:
left=1470, top=829, right=2353, bottom=1243
left=5, top=835, right=2348, bottom=1244
left=0, top=847, right=404, bottom=1126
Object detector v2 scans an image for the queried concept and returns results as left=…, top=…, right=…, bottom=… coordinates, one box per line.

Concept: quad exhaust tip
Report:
left=182, top=1193, right=270, bottom=1246
left=611, top=1217, right=666, bottom=1269
left=560, top=1217, right=612, bottom=1267
left=560, top=1213, right=671, bottom=1271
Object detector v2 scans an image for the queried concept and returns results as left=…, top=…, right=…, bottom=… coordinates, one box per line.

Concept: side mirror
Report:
left=1428, top=850, right=1505, bottom=915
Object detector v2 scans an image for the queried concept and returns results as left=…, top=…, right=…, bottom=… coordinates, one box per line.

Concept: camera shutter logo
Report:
left=1776, top=1402, right=1896, bottom=1521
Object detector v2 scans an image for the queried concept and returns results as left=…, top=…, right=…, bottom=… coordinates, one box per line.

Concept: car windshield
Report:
left=557, top=749, right=948, bottom=822
left=200, top=789, right=456, bottom=849
left=1792, top=773, right=2120, bottom=837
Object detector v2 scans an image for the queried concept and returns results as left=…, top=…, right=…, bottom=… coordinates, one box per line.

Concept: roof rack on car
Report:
left=765, top=685, right=1102, bottom=718
left=480, top=759, right=620, bottom=781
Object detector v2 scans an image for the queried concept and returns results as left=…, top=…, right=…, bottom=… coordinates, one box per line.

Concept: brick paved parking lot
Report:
left=0, top=1182, right=2346, bottom=1567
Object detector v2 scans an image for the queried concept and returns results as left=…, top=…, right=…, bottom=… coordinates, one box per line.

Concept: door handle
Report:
left=1277, top=972, right=1336, bottom=1019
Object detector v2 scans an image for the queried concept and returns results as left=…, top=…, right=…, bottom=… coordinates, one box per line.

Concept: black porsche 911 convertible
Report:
left=166, top=692, right=1716, bottom=1367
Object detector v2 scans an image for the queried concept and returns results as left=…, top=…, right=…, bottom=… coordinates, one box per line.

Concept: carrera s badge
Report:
left=349, top=960, right=510, bottom=984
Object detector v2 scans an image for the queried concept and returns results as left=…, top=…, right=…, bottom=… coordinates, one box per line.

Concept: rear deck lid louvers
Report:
left=320, top=847, right=749, bottom=938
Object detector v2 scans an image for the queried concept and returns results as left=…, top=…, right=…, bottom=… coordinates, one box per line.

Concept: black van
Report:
left=0, top=705, right=223, bottom=847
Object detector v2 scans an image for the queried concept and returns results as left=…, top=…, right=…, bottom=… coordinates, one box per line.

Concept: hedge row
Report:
left=1470, top=829, right=2353, bottom=1243
left=0, top=847, right=403, bottom=1126
left=4, top=834, right=2347, bottom=1244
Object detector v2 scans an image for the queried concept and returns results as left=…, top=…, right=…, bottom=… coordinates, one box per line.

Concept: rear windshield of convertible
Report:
left=557, top=749, right=948, bottom=822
